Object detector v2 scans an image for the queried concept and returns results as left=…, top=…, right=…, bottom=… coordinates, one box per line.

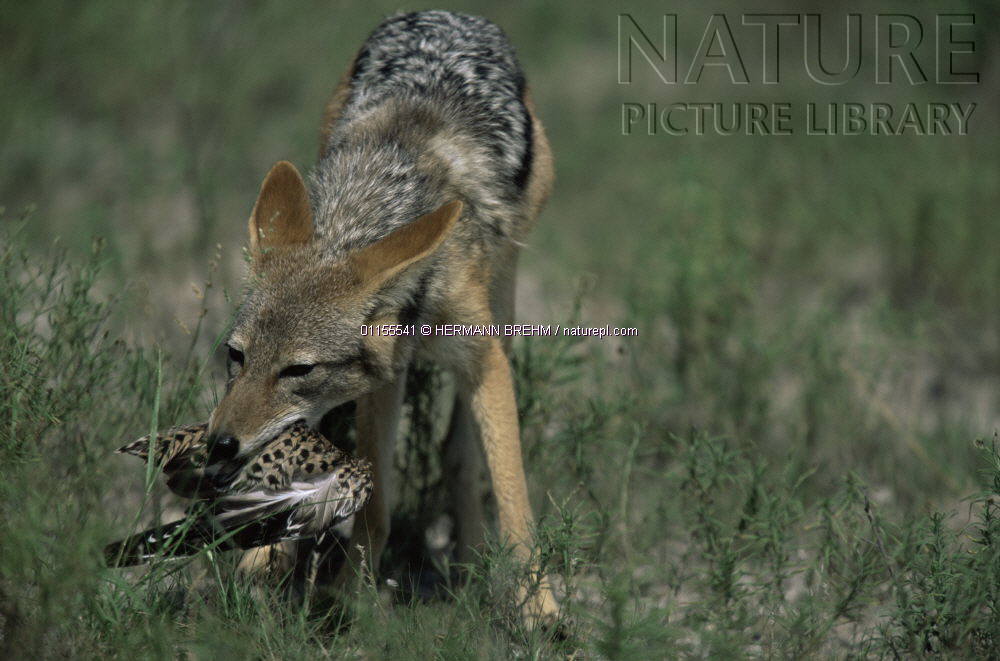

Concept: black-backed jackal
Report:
left=208, top=10, right=556, bottom=621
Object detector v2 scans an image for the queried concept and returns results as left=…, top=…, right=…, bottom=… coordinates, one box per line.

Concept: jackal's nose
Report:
left=206, top=435, right=239, bottom=462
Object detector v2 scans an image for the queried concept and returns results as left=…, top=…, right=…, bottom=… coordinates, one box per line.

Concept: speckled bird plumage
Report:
left=105, top=422, right=372, bottom=566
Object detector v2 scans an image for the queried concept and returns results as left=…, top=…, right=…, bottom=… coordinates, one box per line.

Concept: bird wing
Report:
left=116, top=422, right=209, bottom=468
left=200, top=424, right=372, bottom=546
left=105, top=426, right=372, bottom=565
left=105, top=459, right=372, bottom=566
left=213, top=446, right=373, bottom=544
left=104, top=513, right=228, bottom=567
left=117, top=422, right=247, bottom=499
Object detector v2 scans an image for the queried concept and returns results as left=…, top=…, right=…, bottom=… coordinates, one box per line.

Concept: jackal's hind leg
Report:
left=463, top=337, right=558, bottom=625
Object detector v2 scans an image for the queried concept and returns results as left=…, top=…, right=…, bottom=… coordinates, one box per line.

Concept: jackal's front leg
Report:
left=334, top=373, right=407, bottom=590
left=464, top=338, right=558, bottom=624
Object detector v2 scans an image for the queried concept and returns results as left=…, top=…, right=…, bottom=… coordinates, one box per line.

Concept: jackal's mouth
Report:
left=273, top=418, right=309, bottom=440
left=238, top=416, right=309, bottom=458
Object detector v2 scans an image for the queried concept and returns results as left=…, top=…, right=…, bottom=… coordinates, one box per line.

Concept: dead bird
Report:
left=105, top=421, right=372, bottom=567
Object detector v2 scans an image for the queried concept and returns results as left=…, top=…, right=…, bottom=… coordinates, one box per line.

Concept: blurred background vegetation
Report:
left=1, top=0, right=998, bottom=657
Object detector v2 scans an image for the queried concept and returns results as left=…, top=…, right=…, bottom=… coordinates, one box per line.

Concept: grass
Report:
left=3, top=219, right=1000, bottom=658
left=1, top=1, right=999, bottom=658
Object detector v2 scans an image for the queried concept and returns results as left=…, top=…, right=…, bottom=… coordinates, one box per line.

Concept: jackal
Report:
left=207, top=11, right=557, bottom=619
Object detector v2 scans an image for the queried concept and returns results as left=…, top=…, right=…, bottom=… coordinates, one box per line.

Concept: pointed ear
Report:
left=352, top=200, right=463, bottom=285
left=248, top=161, right=313, bottom=258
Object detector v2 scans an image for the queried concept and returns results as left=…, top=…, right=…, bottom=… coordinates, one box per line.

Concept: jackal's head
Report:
left=207, top=161, right=462, bottom=459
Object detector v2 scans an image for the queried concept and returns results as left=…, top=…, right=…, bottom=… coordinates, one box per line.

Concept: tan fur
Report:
left=467, top=337, right=558, bottom=618
left=351, top=201, right=463, bottom=285
left=248, top=161, right=314, bottom=256
left=209, top=374, right=293, bottom=444
left=521, top=90, right=555, bottom=229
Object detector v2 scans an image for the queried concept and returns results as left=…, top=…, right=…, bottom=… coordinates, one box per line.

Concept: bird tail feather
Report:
left=103, top=519, right=233, bottom=567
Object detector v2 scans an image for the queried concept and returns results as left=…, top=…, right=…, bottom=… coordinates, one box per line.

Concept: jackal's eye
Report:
left=279, top=364, right=314, bottom=378
left=227, top=345, right=244, bottom=366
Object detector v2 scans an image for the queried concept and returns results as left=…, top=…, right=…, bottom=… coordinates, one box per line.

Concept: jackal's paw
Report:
left=236, top=542, right=296, bottom=579
left=519, top=580, right=561, bottom=630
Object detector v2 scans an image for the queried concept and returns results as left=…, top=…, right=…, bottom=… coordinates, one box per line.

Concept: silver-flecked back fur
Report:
left=309, top=10, right=534, bottom=257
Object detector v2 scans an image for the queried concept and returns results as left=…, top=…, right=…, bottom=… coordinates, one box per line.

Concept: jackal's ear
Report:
left=248, top=161, right=313, bottom=258
left=352, top=200, right=463, bottom=285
